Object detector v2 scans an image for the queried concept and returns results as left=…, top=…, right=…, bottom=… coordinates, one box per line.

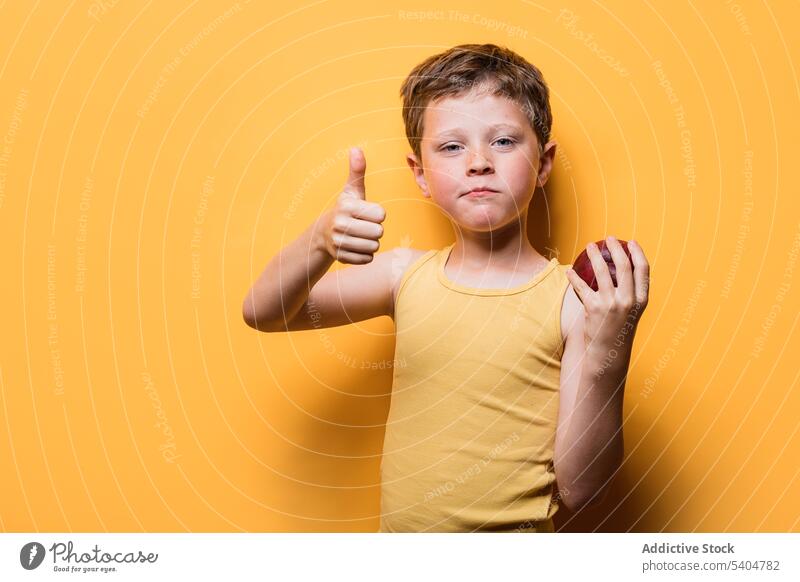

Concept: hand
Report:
left=565, top=236, right=650, bottom=352
left=318, top=147, right=386, bottom=264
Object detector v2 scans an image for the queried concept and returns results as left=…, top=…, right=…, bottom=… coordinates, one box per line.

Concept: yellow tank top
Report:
left=379, top=243, right=572, bottom=532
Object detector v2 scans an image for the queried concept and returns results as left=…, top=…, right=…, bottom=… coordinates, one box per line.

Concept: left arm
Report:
left=554, top=236, right=650, bottom=512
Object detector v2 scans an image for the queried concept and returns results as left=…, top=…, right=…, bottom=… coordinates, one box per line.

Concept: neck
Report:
left=449, top=216, right=544, bottom=270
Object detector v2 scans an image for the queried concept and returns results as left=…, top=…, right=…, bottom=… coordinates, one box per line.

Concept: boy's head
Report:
left=400, top=44, right=557, bottom=233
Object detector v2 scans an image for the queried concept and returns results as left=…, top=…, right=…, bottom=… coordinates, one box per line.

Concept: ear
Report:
left=536, top=139, right=558, bottom=188
left=406, top=152, right=431, bottom=198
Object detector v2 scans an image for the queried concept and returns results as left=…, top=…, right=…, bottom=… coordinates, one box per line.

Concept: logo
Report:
left=20, top=542, right=46, bottom=570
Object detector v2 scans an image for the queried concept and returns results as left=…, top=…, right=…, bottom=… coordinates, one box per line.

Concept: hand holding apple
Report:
left=565, top=236, right=650, bottom=353
left=572, top=238, right=634, bottom=291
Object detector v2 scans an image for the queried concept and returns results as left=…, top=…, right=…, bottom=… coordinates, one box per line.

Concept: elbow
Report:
left=559, top=486, right=609, bottom=513
left=242, top=303, right=287, bottom=333
left=242, top=296, right=257, bottom=329
left=243, top=312, right=278, bottom=332
left=554, top=472, right=609, bottom=513
left=242, top=310, right=258, bottom=330
left=242, top=297, right=271, bottom=331
left=560, top=494, right=587, bottom=513
left=559, top=493, right=591, bottom=513
left=562, top=497, right=595, bottom=513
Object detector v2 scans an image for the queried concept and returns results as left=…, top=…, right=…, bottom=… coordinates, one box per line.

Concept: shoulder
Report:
left=559, top=266, right=585, bottom=345
left=387, top=247, right=433, bottom=307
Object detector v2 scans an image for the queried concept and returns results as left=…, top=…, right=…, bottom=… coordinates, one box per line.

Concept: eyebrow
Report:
left=434, top=123, right=523, bottom=139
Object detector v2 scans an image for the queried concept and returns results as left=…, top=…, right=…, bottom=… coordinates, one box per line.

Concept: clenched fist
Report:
left=318, top=147, right=386, bottom=264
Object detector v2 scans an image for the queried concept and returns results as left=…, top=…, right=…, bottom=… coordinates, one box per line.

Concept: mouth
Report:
left=460, top=188, right=500, bottom=198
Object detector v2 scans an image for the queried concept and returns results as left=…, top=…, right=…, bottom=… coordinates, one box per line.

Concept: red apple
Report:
left=572, top=239, right=634, bottom=291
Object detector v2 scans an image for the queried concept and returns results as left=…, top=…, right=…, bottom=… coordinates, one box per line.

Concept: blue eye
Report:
left=441, top=143, right=463, bottom=152
left=494, top=137, right=515, bottom=147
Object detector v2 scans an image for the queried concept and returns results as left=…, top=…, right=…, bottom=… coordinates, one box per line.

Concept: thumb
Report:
left=344, top=147, right=366, bottom=200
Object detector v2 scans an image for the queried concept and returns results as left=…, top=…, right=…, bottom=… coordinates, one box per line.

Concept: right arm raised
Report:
left=242, top=147, right=393, bottom=332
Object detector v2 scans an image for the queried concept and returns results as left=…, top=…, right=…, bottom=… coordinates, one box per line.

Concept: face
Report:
left=407, top=87, right=556, bottom=233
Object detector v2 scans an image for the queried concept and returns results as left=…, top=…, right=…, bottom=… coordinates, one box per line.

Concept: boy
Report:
left=242, top=44, right=650, bottom=532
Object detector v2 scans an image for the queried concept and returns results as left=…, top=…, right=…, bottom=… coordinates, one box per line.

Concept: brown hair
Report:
left=399, top=43, right=552, bottom=161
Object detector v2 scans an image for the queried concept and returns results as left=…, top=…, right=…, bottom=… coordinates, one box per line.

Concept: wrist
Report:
left=585, top=340, right=632, bottom=371
left=310, top=211, right=332, bottom=257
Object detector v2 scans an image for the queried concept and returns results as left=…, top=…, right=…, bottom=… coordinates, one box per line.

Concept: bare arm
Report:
left=553, top=292, right=626, bottom=512
left=554, top=237, right=650, bottom=511
left=242, top=147, right=392, bottom=332
left=242, top=212, right=334, bottom=331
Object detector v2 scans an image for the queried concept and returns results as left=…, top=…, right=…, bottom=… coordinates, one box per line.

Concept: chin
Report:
left=453, top=209, right=519, bottom=232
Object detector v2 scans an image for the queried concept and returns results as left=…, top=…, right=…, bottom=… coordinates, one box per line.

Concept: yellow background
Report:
left=1, top=0, right=798, bottom=532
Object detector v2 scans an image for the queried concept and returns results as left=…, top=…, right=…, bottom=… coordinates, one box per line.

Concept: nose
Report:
left=467, top=147, right=493, bottom=175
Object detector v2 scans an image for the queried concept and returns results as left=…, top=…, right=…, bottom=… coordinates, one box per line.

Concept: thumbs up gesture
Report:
left=319, top=147, right=386, bottom=264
